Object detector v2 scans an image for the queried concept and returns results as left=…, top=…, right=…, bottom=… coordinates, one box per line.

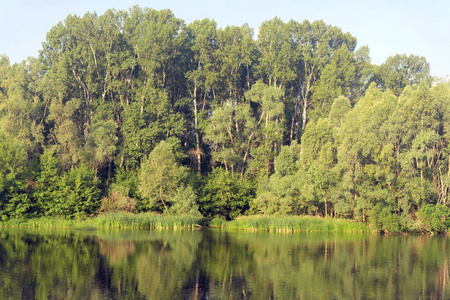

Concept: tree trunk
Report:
left=193, top=83, right=201, bottom=174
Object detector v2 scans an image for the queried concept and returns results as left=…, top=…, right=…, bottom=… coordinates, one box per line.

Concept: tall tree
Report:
left=214, top=24, right=256, bottom=103
left=289, top=19, right=357, bottom=133
left=256, top=17, right=297, bottom=89
left=185, top=18, right=218, bottom=173
left=139, top=139, right=188, bottom=212
left=244, top=81, right=284, bottom=175
left=376, top=54, right=431, bottom=96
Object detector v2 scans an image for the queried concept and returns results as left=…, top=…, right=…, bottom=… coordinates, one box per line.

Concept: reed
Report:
left=0, top=217, right=77, bottom=228
left=0, top=213, right=203, bottom=230
left=87, top=213, right=203, bottom=229
left=223, top=215, right=372, bottom=233
left=209, top=216, right=227, bottom=228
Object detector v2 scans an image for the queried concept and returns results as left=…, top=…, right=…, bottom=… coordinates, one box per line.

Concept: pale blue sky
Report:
left=1, top=0, right=449, bottom=77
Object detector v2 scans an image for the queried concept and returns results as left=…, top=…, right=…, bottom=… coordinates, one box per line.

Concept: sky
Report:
left=1, top=0, right=449, bottom=77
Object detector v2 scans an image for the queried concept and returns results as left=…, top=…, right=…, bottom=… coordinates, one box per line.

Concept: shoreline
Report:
left=1, top=213, right=440, bottom=234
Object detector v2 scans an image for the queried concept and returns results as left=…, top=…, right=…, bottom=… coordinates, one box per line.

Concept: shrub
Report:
left=418, top=204, right=449, bottom=234
left=369, top=204, right=402, bottom=234
left=98, top=189, right=136, bottom=214
left=167, top=185, right=202, bottom=218
left=199, top=169, right=255, bottom=219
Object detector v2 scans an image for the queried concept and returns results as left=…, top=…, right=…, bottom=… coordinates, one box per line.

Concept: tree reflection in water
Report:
left=0, top=229, right=449, bottom=299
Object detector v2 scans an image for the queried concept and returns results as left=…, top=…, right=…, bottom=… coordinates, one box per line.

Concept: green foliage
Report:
left=35, top=153, right=101, bottom=219
left=369, top=204, right=402, bottom=233
left=0, top=134, right=34, bottom=220
left=139, top=139, right=188, bottom=212
left=1, top=6, right=450, bottom=232
left=274, top=145, right=297, bottom=177
left=418, top=204, right=449, bottom=234
left=112, top=167, right=141, bottom=206
left=256, top=17, right=297, bottom=88
left=253, top=173, right=299, bottom=216
left=34, top=149, right=61, bottom=214
left=49, top=164, right=101, bottom=218
left=199, top=168, right=255, bottom=219
left=167, top=184, right=202, bottom=217
left=85, top=119, right=118, bottom=173
left=376, top=54, right=431, bottom=96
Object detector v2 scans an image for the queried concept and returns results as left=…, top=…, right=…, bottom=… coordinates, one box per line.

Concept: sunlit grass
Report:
left=0, top=217, right=77, bottom=228
left=222, top=215, right=372, bottom=233
left=0, top=213, right=203, bottom=230
left=0, top=214, right=372, bottom=232
left=209, top=216, right=227, bottom=228
left=88, top=212, right=203, bottom=229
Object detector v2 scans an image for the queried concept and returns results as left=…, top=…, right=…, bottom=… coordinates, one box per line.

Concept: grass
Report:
left=0, top=214, right=371, bottom=233
left=88, top=212, right=203, bottom=229
left=1, top=217, right=78, bottom=228
left=0, top=213, right=203, bottom=230
left=209, top=216, right=227, bottom=228
left=221, top=215, right=372, bottom=233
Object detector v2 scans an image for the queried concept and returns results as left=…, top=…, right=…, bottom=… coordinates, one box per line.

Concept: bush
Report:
left=167, top=185, right=202, bottom=217
left=199, top=169, right=255, bottom=219
left=418, top=204, right=449, bottom=234
left=98, top=189, right=136, bottom=214
left=369, top=204, right=402, bottom=234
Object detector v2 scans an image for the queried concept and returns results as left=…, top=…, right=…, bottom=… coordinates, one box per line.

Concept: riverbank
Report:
left=213, top=215, right=373, bottom=233
left=0, top=213, right=372, bottom=232
left=0, top=213, right=203, bottom=230
left=0, top=213, right=431, bottom=234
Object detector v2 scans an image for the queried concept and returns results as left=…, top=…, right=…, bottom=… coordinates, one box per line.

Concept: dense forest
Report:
left=0, top=6, right=448, bottom=232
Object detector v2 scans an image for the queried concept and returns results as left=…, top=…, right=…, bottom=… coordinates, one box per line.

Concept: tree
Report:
left=46, top=98, right=84, bottom=170
left=289, top=19, right=357, bottom=133
left=256, top=17, right=297, bottom=89
left=299, top=118, right=336, bottom=216
left=85, top=119, right=118, bottom=178
left=333, top=84, right=398, bottom=220
left=139, top=139, right=188, bottom=212
left=418, top=204, right=449, bottom=234
left=0, top=134, right=34, bottom=220
left=36, top=162, right=101, bottom=218
left=185, top=18, right=218, bottom=173
left=199, top=168, right=255, bottom=219
left=168, top=184, right=202, bottom=217
left=310, top=45, right=356, bottom=118
left=376, top=54, right=431, bottom=96
left=252, top=144, right=300, bottom=215
left=214, top=24, right=256, bottom=103
left=34, top=149, right=61, bottom=215
left=244, top=81, right=284, bottom=175
left=205, top=100, right=256, bottom=175
left=118, top=86, right=184, bottom=169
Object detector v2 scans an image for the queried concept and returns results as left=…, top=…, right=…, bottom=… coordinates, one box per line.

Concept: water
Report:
left=0, top=228, right=449, bottom=299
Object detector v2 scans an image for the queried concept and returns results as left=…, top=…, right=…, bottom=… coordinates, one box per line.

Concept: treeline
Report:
left=0, top=6, right=446, bottom=232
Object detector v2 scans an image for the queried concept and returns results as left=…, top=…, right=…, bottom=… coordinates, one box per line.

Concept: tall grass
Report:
left=209, top=216, right=227, bottom=228
left=0, top=213, right=203, bottom=230
left=223, top=215, right=372, bottom=233
left=0, top=217, right=77, bottom=228
left=88, top=212, right=203, bottom=229
left=0, top=214, right=371, bottom=232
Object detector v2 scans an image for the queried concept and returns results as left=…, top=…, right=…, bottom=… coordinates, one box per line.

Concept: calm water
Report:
left=0, top=228, right=449, bottom=299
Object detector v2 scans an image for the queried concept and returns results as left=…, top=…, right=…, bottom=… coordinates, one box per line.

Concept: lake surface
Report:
left=0, top=228, right=449, bottom=299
